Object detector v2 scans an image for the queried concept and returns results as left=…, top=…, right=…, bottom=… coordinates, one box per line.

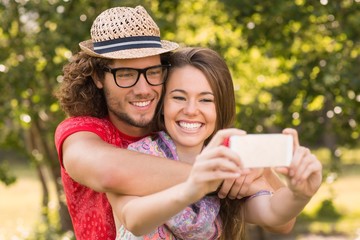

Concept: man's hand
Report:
left=218, top=168, right=264, bottom=199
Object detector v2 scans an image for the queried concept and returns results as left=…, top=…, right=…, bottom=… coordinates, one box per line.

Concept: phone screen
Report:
left=229, top=134, right=293, bottom=168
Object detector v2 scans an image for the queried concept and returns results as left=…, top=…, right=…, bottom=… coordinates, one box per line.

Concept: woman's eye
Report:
left=200, top=98, right=214, bottom=103
left=173, top=96, right=186, bottom=101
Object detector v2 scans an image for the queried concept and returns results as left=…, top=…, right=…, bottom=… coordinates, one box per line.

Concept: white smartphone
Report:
left=229, top=134, right=293, bottom=168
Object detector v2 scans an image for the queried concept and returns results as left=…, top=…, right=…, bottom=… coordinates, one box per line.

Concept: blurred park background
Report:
left=0, top=0, right=359, bottom=239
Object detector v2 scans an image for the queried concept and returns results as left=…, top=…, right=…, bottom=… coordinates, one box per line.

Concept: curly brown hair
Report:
left=54, top=51, right=111, bottom=118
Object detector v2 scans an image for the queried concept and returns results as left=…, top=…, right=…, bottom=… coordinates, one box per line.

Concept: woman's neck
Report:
left=176, top=145, right=203, bottom=165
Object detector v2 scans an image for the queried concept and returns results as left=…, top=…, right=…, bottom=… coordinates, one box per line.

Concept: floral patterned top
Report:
left=116, top=131, right=222, bottom=240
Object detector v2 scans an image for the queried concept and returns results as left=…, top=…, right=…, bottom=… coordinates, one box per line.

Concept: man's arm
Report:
left=62, top=131, right=191, bottom=195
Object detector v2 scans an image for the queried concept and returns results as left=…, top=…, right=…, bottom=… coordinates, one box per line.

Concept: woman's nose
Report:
left=183, top=100, right=198, bottom=115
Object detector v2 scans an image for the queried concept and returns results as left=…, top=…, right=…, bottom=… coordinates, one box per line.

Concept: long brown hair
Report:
left=156, top=47, right=245, bottom=239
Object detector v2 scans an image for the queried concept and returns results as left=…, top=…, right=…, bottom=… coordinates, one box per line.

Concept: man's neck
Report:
left=109, top=117, right=151, bottom=137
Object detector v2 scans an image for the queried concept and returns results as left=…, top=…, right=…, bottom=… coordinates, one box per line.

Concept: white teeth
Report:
left=132, top=101, right=151, bottom=107
left=179, top=121, right=202, bottom=130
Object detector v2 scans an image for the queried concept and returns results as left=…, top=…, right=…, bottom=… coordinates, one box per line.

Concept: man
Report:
left=54, top=6, right=292, bottom=240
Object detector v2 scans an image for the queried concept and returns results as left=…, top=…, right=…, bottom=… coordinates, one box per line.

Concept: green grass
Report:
left=296, top=173, right=360, bottom=237
left=292, top=148, right=360, bottom=239
left=1, top=148, right=360, bottom=239
left=0, top=161, right=59, bottom=240
left=0, top=163, right=41, bottom=239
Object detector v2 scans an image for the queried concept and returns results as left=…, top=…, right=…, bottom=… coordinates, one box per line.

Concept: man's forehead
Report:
left=110, top=55, right=161, bottom=68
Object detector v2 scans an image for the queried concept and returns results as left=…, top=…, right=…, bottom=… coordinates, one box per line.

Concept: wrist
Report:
left=291, top=190, right=312, bottom=202
left=176, top=182, right=202, bottom=205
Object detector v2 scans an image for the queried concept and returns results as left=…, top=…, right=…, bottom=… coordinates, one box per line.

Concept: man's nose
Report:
left=133, top=73, right=152, bottom=93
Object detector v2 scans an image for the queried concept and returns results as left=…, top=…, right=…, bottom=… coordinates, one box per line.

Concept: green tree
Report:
left=2, top=0, right=112, bottom=235
left=223, top=0, right=360, bottom=170
left=0, top=0, right=156, bottom=236
left=1, top=0, right=359, bottom=238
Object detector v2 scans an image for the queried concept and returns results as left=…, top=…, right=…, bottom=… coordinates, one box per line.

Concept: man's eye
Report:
left=117, top=70, right=135, bottom=78
left=147, top=69, right=161, bottom=76
left=118, top=73, right=133, bottom=78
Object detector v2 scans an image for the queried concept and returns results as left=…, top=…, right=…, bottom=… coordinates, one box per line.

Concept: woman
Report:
left=107, top=47, right=322, bottom=239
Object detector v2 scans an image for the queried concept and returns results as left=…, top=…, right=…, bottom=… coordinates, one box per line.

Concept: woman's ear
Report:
left=92, top=73, right=104, bottom=89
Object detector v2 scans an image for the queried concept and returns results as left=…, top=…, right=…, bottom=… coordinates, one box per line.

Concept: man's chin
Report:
left=132, top=122, right=152, bottom=128
left=111, top=110, right=154, bottom=128
left=126, top=116, right=153, bottom=128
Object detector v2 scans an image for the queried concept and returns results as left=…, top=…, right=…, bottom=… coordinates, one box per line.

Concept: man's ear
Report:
left=92, top=73, right=104, bottom=89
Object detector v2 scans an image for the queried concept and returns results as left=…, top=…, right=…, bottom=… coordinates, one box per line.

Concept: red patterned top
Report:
left=54, top=116, right=144, bottom=240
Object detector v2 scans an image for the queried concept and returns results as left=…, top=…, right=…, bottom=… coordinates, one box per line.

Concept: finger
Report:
left=289, top=146, right=310, bottom=177
left=203, top=157, right=242, bottom=173
left=236, top=168, right=264, bottom=198
left=195, top=171, right=241, bottom=183
left=237, top=172, right=258, bottom=196
left=217, top=178, right=235, bottom=199
left=295, top=155, right=322, bottom=183
left=274, top=167, right=290, bottom=176
left=289, top=146, right=309, bottom=172
left=291, top=157, right=312, bottom=185
left=200, top=145, right=241, bottom=161
left=282, top=128, right=299, bottom=148
left=198, top=145, right=244, bottom=169
left=206, top=128, right=246, bottom=149
left=227, top=175, right=246, bottom=199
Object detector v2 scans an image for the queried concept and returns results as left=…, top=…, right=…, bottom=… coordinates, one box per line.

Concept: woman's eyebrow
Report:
left=169, top=89, right=186, bottom=94
left=169, top=89, right=214, bottom=96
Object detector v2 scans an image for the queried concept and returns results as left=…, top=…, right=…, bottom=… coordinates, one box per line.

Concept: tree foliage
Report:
left=0, top=0, right=359, bottom=237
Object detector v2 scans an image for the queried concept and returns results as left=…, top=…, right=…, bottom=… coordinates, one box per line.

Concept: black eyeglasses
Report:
left=103, top=64, right=171, bottom=88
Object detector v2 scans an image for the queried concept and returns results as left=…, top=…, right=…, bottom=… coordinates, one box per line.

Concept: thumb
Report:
left=274, top=167, right=290, bottom=176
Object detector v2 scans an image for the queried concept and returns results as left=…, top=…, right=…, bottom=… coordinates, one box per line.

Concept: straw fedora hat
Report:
left=79, top=6, right=179, bottom=59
